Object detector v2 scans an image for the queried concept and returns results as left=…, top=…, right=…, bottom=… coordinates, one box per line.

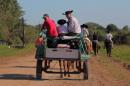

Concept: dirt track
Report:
left=0, top=54, right=130, bottom=86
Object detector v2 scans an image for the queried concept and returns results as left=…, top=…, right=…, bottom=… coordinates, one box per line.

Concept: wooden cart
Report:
left=35, top=36, right=89, bottom=80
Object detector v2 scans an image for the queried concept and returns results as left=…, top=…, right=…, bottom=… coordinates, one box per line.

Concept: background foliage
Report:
left=0, top=0, right=130, bottom=45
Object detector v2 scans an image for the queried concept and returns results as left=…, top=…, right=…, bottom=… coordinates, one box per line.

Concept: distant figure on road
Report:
left=81, top=24, right=92, bottom=54
left=92, top=32, right=99, bottom=55
left=104, top=31, right=113, bottom=57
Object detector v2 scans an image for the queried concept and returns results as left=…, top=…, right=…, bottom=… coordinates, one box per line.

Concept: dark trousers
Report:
left=47, top=37, right=58, bottom=48
left=105, top=40, right=112, bottom=56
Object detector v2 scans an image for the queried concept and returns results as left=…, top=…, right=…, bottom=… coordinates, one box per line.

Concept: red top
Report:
left=35, top=37, right=44, bottom=46
left=42, top=18, right=58, bottom=37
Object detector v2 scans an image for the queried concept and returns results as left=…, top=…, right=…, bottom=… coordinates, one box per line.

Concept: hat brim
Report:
left=57, top=19, right=67, bottom=25
left=62, top=13, right=66, bottom=15
left=63, top=10, right=73, bottom=15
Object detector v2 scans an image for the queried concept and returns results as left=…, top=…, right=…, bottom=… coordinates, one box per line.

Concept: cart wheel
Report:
left=83, top=60, right=88, bottom=80
left=36, top=60, right=43, bottom=80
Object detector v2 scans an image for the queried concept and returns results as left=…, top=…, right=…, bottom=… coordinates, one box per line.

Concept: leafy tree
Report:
left=122, top=25, right=129, bottom=35
left=106, top=24, right=119, bottom=32
left=84, top=22, right=106, bottom=41
left=0, top=0, right=23, bottom=44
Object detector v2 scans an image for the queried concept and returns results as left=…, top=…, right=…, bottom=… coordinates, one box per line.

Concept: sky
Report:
left=18, top=0, right=130, bottom=28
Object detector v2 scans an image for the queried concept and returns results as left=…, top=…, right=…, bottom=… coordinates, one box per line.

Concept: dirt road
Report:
left=0, top=54, right=130, bottom=86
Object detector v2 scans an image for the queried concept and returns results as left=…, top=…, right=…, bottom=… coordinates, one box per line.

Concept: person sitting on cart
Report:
left=41, top=14, right=58, bottom=48
left=63, top=10, right=81, bottom=36
left=57, top=19, right=68, bottom=37
left=57, top=19, right=69, bottom=44
left=62, top=10, right=82, bottom=49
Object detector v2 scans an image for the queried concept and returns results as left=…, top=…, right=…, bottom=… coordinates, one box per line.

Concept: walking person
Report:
left=104, top=31, right=113, bottom=57
left=92, top=32, right=99, bottom=55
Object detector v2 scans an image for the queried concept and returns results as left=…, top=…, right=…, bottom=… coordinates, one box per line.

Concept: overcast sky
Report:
left=18, top=0, right=130, bottom=28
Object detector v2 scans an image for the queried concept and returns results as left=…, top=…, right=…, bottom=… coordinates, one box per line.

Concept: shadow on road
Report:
left=0, top=74, right=86, bottom=81
left=0, top=74, right=34, bottom=80
left=0, top=66, right=36, bottom=69
left=41, top=78, right=84, bottom=81
left=13, top=66, right=36, bottom=69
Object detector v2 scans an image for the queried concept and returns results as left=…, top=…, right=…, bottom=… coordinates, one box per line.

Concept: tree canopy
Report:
left=0, top=0, right=23, bottom=41
left=0, top=0, right=130, bottom=45
left=0, top=0, right=38, bottom=45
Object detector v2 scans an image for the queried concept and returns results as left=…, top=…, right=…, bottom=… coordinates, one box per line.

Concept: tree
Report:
left=84, top=22, right=106, bottom=41
left=122, top=25, right=129, bottom=35
left=0, top=0, right=23, bottom=44
left=106, top=24, right=119, bottom=32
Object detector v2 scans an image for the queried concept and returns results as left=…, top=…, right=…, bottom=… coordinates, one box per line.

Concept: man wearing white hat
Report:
left=63, top=10, right=81, bottom=35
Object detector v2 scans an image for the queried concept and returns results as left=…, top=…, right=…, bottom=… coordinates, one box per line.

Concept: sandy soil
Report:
left=0, top=54, right=130, bottom=86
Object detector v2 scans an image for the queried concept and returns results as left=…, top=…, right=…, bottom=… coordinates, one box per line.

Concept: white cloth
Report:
left=62, top=36, right=80, bottom=40
left=68, top=16, right=81, bottom=34
left=58, top=25, right=68, bottom=34
left=105, top=33, right=113, bottom=40
left=82, top=27, right=89, bottom=37
left=105, top=33, right=114, bottom=47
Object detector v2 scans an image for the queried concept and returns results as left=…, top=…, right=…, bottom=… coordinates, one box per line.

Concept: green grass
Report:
left=1, top=43, right=130, bottom=65
left=0, top=44, right=35, bottom=58
left=100, top=44, right=130, bottom=64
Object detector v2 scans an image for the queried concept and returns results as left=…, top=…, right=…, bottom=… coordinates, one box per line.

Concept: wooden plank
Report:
left=45, top=48, right=80, bottom=59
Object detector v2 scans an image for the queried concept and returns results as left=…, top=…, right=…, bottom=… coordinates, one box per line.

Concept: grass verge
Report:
left=99, top=44, right=130, bottom=64
left=0, top=44, right=35, bottom=58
